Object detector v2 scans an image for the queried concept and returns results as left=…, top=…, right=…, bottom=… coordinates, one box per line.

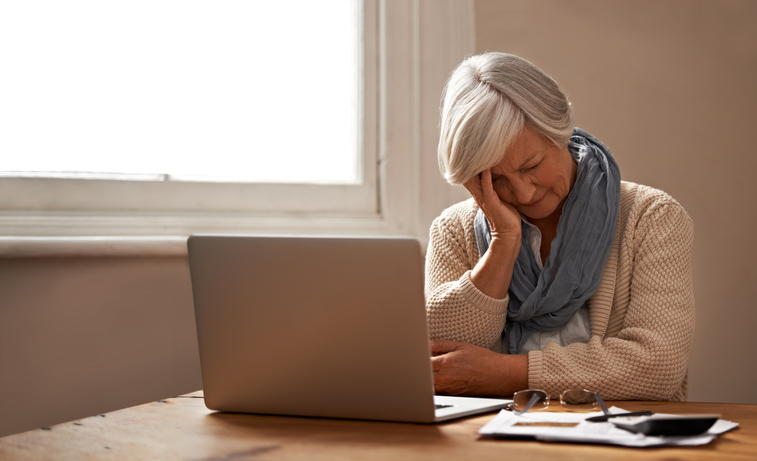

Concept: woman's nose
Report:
left=511, top=177, right=537, bottom=204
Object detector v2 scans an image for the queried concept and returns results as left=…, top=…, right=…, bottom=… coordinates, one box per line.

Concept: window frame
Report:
left=0, top=0, right=474, bottom=243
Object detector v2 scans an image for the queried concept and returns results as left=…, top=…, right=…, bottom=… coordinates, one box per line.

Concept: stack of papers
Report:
left=479, top=406, right=738, bottom=447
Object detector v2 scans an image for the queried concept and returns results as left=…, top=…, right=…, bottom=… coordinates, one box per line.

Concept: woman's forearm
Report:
left=431, top=340, right=529, bottom=396
left=488, top=353, right=529, bottom=396
left=469, top=234, right=521, bottom=299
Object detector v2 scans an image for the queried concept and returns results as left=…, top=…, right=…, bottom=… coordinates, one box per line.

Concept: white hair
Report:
left=437, top=52, right=574, bottom=184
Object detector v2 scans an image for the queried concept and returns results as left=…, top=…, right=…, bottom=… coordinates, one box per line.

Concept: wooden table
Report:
left=1, top=391, right=756, bottom=460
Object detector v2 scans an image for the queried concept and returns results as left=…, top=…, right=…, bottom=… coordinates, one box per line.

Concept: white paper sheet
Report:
left=478, top=406, right=739, bottom=447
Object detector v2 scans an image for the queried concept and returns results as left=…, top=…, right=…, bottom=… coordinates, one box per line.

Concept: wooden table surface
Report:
left=2, top=391, right=756, bottom=460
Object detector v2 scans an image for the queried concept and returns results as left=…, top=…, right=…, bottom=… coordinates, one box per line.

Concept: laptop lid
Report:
left=188, top=235, right=509, bottom=423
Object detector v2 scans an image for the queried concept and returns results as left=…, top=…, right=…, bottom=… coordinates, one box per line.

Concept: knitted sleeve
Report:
left=424, top=200, right=508, bottom=351
left=528, top=189, right=695, bottom=400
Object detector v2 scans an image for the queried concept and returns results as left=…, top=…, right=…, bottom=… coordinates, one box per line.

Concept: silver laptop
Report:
left=187, top=235, right=511, bottom=423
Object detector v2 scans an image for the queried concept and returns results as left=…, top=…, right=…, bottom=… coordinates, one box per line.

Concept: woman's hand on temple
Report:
left=463, top=169, right=521, bottom=241
left=463, top=169, right=522, bottom=299
left=430, top=339, right=528, bottom=397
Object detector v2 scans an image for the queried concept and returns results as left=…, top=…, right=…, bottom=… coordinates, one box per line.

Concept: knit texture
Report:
left=425, top=181, right=695, bottom=401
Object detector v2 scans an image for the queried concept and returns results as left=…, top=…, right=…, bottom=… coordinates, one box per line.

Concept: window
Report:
left=0, top=0, right=375, bottom=218
left=0, top=1, right=474, bottom=240
left=1, top=1, right=361, bottom=186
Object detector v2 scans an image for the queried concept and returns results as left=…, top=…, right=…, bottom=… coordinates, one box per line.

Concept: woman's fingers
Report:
left=478, top=169, right=497, bottom=201
left=430, top=339, right=463, bottom=355
left=464, top=170, right=493, bottom=212
left=463, top=175, right=484, bottom=205
left=464, top=169, right=520, bottom=237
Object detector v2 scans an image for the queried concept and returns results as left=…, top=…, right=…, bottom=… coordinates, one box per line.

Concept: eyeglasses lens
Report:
left=560, top=389, right=598, bottom=411
left=513, top=390, right=548, bottom=412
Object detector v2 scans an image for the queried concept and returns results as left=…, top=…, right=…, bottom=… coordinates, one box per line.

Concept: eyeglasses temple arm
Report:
left=513, top=393, right=542, bottom=416
left=595, top=392, right=610, bottom=416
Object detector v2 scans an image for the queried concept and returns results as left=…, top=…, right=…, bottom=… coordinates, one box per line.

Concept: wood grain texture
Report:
left=1, top=392, right=755, bottom=460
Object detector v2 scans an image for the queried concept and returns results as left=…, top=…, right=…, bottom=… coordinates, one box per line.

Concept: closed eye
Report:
left=523, top=161, right=541, bottom=172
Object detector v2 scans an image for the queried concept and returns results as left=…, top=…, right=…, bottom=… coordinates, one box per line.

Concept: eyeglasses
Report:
left=510, top=389, right=608, bottom=416
left=510, top=389, right=655, bottom=421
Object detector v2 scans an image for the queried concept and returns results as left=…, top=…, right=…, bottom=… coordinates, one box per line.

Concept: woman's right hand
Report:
left=463, top=169, right=521, bottom=241
left=463, top=169, right=522, bottom=299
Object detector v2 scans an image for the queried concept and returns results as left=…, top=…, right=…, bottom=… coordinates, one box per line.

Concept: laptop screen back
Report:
left=188, top=235, right=438, bottom=422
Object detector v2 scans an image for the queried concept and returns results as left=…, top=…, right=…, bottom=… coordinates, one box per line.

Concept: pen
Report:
left=585, top=393, right=654, bottom=421
left=585, top=411, right=655, bottom=422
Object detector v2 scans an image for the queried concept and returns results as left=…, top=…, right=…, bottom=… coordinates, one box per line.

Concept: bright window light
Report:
left=0, top=1, right=359, bottom=184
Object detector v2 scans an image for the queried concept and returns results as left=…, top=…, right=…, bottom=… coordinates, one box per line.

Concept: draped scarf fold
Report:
left=474, top=128, right=620, bottom=354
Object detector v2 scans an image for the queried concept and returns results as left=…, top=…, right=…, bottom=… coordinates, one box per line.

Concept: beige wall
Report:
left=475, top=0, right=757, bottom=403
left=0, top=255, right=201, bottom=437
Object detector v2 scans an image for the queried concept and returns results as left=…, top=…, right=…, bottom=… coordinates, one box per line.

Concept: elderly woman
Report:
left=426, top=52, right=694, bottom=401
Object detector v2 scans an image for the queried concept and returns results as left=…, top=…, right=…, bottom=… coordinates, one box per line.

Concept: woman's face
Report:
left=489, top=125, right=577, bottom=223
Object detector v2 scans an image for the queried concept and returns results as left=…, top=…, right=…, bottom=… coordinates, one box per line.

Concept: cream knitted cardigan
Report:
left=425, top=181, right=695, bottom=401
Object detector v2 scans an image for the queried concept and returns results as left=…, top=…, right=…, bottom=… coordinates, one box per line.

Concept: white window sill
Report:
left=0, top=236, right=188, bottom=258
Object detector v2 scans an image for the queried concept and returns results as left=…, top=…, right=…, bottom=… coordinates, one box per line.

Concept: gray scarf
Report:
left=474, top=128, right=620, bottom=354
